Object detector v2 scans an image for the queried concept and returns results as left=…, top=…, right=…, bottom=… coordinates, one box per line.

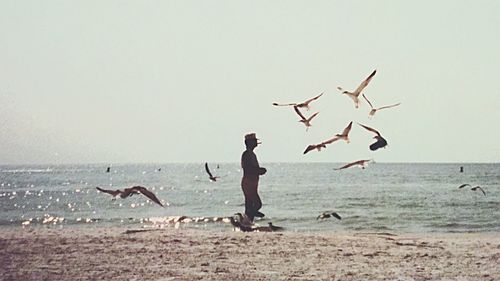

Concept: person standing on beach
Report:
left=241, top=133, right=267, bottom=225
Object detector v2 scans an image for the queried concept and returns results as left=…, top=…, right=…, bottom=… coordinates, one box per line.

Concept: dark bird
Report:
left=458, top=184, right=471, bottom=189
left=358, top=123, right=388, bottom=151
left=334, top=159, right=371, bottom=170
left=317, top=211, right=342, bottom=220
left=362, top=94, right=401, bottom=118
left=303, top=121, right=353, bottom=154
left=96, top=186, right=164, bottom=207
left=471, top=186, right=486, bottom=196
left=293, top=106, right=319, bottom=131
left=337, top=70, right=377, bottom=108
left=229, top=216, right=253, bottom=232
left=205, top=162, right=220, bottom=182
left=273, top=92, right=324, bottom=111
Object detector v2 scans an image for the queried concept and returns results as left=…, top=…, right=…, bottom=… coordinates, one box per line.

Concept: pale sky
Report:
left=1, top=1, right=499, bottom=165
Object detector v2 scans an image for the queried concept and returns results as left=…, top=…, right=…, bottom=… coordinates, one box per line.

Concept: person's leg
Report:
left=241, top=178, right=255, bottom=221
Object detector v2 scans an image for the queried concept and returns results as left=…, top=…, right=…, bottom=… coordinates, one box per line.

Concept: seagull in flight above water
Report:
left=362, top=94, right=401, bottom=118
left=303, top=121, right=353, bottom=154
left=357, top=123, right=388, bottom=151
left=317, top=211, right=342, bottom=220
left=96, top=186, right=164, bottom=207
left=337, top=70, right=377, bottom=108
left=334, top=159, right=372, bottom=170
left=293, top=106, right=319, bottom=131
left=205, top=162, right=220, bottom=182
left=273, top=92, right=324, bottom=111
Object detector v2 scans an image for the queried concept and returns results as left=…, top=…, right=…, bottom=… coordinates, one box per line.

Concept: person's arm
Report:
left=242, top=152, right=266, bottom=176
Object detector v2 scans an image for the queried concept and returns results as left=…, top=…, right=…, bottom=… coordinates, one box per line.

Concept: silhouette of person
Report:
left=241, top=133, right=267, bottom=224
left=106, top=166, right=111, bottom=173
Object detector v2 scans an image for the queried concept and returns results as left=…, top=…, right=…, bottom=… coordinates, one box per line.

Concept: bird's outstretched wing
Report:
left=96, top=187, right=121, bottom=197
left=205, top=162, right=214, bottom=178
left=303, top=145, right=318, bottom=155
left=358, top=123, right=381, bottom=137
left=272, top=102, right=297, bottom=107
left=354, top=69, right=377, bottom=95
left=458, top=184, right=471, bottom=189
left=300, top=92, right=324, bottom=106
left=131, top=186, right=164, bottom=207
left=362, top=94, right=374, bottom=109
left=472, top=186, right=486, bottom=196
left=377, top=103, right=401, bottom=111
left=293, top=105, right=307, bottom=121
left=341, top=121, right=353, bottom=136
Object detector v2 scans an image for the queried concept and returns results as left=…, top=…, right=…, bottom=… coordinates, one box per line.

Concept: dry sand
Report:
left=1, top=226, right=499, bottom=281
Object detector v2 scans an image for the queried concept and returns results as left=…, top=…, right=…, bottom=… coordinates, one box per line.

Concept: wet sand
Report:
left=1, top=227, right=499, bottom=280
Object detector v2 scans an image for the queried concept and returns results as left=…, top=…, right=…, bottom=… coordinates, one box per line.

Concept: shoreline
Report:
left=1, top=226, right=499, bottom=280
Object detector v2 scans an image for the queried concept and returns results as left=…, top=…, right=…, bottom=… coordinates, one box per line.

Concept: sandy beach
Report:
left=0, top=226, right=499, bottom=281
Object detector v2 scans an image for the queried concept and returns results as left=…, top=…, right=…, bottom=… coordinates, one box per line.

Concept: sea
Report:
left=0, top=163, right=498, bottom=234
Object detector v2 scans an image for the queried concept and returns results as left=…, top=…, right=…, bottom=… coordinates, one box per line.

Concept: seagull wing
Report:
left=322, top=136, right=340, bottom=145
left=303, top=144, right=318, bottom=154
left=306, top=112, right=319, bottom=122
left=353, top=69, right=377, bottom=96
left=131, top=186, right=164, bottom=207
left=458, top=184, right=471, bottom=189
left=273, top=102, right=297, bottom=107
left=331, top=212, right=342, bottom=220
left=341, top=121, right=353, bottom=136
left=376, top=102, right=402, bottom=111
left=293, top=105, right=307, bottom=121
left=96, top=187, right=121, bottom=197
left=358, top=123, right=381, bottom=137
left=301, top=92, right=324, bottom=106
left=362, top=94, right=374, bottom=109
left=205, top=162, right=214, bottom=178
left=472, top=186, right=486, bottom=196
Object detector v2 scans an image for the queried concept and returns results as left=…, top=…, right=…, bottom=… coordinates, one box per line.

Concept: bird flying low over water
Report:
left=357, top=123, right=388, bottom=151
left=317, top=211, right=342, bottom=220
left=362, top=94, right=401, bottom=118
left=471, top=186, right=486, bottom=196
left=337, top=70, right=377, bottom=108
left=273, top=92, right=323, bottom=111
left=334, top=159, right=372, bottom=170
left=458, top=184, right=471, bottom=189
left=303, top=121, right=353, bottom=154
left=205, top=162, right=220, bottom=182
left=293, top=106, right=319, bottom=131
left=96, top=186, right=164, bottom=207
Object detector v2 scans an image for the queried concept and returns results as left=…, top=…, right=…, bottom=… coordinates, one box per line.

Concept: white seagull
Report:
left=337, top=70, right=377, bottom=108
left=303, top=121, right=353, bottom=154
left=293, top=106, right=319, bottom=131
left=334, top=159, right=372, bottom=170
left=362, top=94, right=401, bottom=118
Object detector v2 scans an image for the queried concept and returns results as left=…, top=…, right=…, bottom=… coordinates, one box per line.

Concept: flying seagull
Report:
left=337, top=70, right=377, bottom=108
left=357, top=123, right=388, bottom=151
left=205, top=162, right=220, bottom=182
left=317, top=211, right=342, bottom=220
left=96, top=186, right=164, bottom=207
left=303, top=121, right=353, bottom=154
left=294, top=106, right=319, bottom=131
left=273, top=92, right=324, bottom=111
left=362, top=94, right=401, bottom=118
left=471, top=186, right=486, bottom=196
left=458, top=184, right=471, bottom=189
left=334, top=159, right=372, bottom=170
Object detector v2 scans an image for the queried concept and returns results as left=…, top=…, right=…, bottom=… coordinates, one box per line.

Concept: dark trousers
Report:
left=241, top=177, right=262, bottom=221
